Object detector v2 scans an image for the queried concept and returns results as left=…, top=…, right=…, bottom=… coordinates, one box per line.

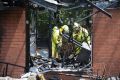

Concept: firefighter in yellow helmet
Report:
left=73, top=22, right=90, bottom=54
left=51, top=25, right=69, bottom=59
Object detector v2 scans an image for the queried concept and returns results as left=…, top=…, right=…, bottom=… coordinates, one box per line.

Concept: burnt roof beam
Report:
left=29, top=0, right=58, bottom=12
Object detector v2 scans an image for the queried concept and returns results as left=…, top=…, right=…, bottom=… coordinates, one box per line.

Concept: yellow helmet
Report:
left=60, top=25, right=69, bottom=34
left=74, top=22, right=79, bottom=28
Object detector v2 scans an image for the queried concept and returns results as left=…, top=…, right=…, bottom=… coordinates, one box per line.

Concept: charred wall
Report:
left=0, top=7, right=26, bottom=78
left=93, top=9, right=120, bottom=77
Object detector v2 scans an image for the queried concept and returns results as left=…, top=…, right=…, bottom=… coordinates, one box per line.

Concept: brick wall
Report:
left=0, top=7, right=26, bottom=78
left=93, top=9, right=120, bottom=77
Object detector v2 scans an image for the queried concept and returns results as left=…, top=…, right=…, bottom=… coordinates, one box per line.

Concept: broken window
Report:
left=28, top=6, right=92, bottom=74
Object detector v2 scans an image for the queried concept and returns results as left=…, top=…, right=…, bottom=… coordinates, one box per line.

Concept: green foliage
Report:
left=29, top=7, right=92, bottom=38
left=58, top=8, right=91, bottom=26
left=36, top=10, right=50, bottom=38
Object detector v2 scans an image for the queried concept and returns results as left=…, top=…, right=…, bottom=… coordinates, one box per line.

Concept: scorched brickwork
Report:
left=0, top=7, right=26, bottom=78
left=93, top=9, right=120, bottom=77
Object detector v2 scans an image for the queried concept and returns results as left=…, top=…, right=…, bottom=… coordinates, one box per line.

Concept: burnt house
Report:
left=0, top=0, right=120, bottom=78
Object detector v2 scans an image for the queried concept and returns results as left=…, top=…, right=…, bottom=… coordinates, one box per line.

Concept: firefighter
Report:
left=51, top=25, right=69, bottom=59
left=51, top=26, right=60, bottom=59
left=73, top=22, right=90, bottom=54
